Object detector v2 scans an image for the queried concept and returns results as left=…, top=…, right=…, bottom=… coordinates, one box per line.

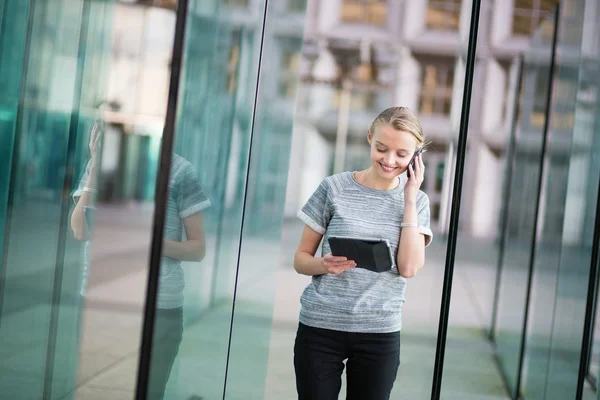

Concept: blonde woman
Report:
left=293, top=107, right=433, bottom=400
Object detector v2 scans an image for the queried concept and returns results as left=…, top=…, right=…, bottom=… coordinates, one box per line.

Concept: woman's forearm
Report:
left=397, top=201, right=425, bottom=278
left=163, top=239, right=206, bottom=262
left=71, top=166, right=97, bottom=241
left=294, top=251, right=327, bottom=276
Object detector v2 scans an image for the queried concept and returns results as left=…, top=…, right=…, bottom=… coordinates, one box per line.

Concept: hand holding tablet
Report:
left=327, top=236, right=394, bottom=273
left=322, top=253, right=357, bottom=275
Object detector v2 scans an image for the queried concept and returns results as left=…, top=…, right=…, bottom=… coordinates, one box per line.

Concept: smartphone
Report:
left=407, top=148, right=423, bottom=178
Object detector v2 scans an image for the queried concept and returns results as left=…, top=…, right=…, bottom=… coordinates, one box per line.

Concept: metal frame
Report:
left=430, top=0, right=481, bottom=398
left=514, top=5, right=560, bottom=399
left=134, top=0, right=190, bottom=397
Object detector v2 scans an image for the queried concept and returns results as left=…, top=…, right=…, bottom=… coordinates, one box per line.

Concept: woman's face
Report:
left=368, top=124, right=418, bottom=180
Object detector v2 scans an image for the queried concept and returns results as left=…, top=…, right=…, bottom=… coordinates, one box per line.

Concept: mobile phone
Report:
left=407, top=148, right=423, bottom=178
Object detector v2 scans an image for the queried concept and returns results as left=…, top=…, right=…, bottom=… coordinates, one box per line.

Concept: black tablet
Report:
left=327, top=236, right=394, bottom=273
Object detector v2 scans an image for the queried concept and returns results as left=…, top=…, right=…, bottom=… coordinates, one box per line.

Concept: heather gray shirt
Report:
left=297, top=171, right=432, bottom=333
left=73, top=154, right=210, bottom=308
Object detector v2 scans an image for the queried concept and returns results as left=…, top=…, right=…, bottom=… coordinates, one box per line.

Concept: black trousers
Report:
left=147, top=307, right=184, bottom=400
left=294, top=322, right=400, bottom=400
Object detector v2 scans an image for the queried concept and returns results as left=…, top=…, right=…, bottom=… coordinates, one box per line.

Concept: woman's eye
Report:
left=377, top=148, right=386, bottom=153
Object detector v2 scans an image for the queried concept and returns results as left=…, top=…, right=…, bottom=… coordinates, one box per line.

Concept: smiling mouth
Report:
left=379, top=162, right=398, bottom=173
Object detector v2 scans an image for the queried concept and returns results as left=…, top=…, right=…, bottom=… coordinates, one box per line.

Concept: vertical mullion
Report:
left=429, top=0, right=482, bottom=398
left=514, top=5, right=560, bottom=399
left=134, top=0, right=190, bottom=398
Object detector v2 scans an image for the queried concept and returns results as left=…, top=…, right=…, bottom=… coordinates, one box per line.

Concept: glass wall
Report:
left=493, top=8, right=558, bottom=398
left=141, top=1, right=306, bottom=399
left=0, top=0, right=114, bottom=399
left=4, top=0, right=600, bottom=399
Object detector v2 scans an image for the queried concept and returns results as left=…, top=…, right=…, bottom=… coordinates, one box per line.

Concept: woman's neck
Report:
left=358, top=167, right=399, bottom=191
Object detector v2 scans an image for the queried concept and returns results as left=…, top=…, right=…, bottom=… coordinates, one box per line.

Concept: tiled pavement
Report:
left=65, top=206, right=514, bottom=399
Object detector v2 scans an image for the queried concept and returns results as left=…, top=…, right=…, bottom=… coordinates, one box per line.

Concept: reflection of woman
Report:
left=71, top=122, right=211, bottom=400
left=293, top=107, right=432, bottom=400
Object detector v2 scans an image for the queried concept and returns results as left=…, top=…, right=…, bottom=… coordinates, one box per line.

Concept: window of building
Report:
left=512, top=0, right=557, bottom=36
left=419, top=63, right=454, bottom=116
left=340, top=0, right=387, bottom=26
left=226, top=43, right=240, bottom=94
left=331, top=90, right=379, bottom=111
left=425, top=0, right=461, bottom=31
left=278, top=51, right=301, bottom=99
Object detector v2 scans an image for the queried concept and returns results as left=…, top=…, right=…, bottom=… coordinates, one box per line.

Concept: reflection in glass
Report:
left=521, top=2, right=584, bottom=398
left=493, top=11, right=556, bottom=396
left=0, top=0, right=114, bottom=398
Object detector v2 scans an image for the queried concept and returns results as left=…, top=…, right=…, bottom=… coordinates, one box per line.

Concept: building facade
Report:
left=287, top=0, right=558, bottom=238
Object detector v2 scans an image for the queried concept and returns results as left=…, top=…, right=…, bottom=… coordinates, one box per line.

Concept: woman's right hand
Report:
left=323, top=253, right=356, bottom=275
left=89, top=120, right=101, bottom=168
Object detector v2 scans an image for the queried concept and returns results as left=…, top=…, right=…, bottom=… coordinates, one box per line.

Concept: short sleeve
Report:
left=417, top=192, right=433, bottom=247
left=297, top=179, right=332, bottom=235
left=72, top=159, right=92, bottom=204
left=177, top=164, right=211, bottom=219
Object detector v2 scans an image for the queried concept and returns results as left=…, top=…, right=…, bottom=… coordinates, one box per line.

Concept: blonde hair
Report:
left=369, top=107, right=426, bottom=148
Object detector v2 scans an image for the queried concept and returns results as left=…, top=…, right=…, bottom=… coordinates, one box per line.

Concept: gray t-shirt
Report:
left=297, top=171, right=432, bottom=333
left=73, top=154, right=210, bottom=309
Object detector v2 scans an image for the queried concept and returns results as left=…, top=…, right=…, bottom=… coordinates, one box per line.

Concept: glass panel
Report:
left=72, top=3, right=167, bottom=399
left=439, top=0, right=514, bottom=397
left=492, top=7, right=557, bottom=398
left=142, top=0, right=304, bottom=398
left=522, top=1, right=586, bottom=398
left=224, top=3, right=306, bottom=398
left=0, top=0, right=116, bottom=399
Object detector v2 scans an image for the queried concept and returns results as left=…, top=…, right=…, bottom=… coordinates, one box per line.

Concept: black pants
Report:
left=147, top=307, right=184, bottom=400
left=294, top=322, right=400, bottom=400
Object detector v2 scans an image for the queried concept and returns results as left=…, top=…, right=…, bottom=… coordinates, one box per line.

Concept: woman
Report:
left=293, top=107, right=432, bottom=400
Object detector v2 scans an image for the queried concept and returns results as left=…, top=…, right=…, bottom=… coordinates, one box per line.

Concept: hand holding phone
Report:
left=406, top=148, right=423, bottom=178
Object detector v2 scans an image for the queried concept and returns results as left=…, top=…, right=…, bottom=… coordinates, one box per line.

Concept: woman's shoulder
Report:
left=322, top=172, right=354, bottom=194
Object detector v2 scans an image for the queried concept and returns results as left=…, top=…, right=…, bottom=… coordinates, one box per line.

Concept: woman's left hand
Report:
left=404, top=154, right=424, bottom=202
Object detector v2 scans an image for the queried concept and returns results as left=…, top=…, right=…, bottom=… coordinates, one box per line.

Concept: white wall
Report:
left=395, top=47, right=421, bottom=110
left=469, top=144, right=502, bottom=238
left=299, top=128, right=333, bottom=212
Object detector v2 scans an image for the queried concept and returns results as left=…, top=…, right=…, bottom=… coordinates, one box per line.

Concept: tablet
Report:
left=327, top=236, right=394, bottom=273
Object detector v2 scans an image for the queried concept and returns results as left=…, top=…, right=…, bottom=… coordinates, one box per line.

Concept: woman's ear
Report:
left=367, top=130, right=372, bottom=145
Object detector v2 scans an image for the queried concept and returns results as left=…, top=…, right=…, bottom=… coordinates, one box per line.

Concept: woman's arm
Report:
left=396, top=200, right=426, bottom=278
left=397, top=153, right=427, bottom=278
left=71, top=165, right=96, bottom=241
left=71, top=122, right=100, bottom=241
left=294, top=225, right=356, bottom=276
left=163, top=213, right=206, bottom=262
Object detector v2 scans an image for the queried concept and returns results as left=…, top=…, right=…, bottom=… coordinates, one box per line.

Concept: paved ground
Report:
left=66, top=206, right=512, bottom=399
left=3, top=204, right=595, bottom=399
